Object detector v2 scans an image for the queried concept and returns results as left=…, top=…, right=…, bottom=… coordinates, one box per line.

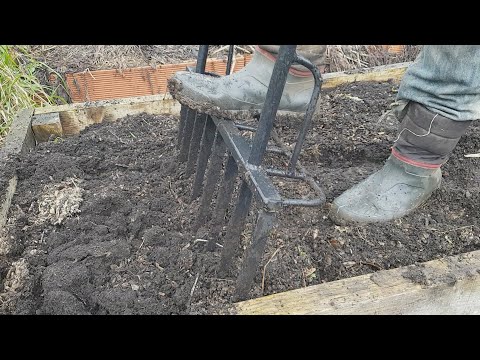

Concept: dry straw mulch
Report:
left=29, top=45, right=421, bottom=74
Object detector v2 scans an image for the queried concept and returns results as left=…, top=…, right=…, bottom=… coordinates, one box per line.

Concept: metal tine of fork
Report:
left=185, top=113, right=207, bottom=177
left=178, top=108, right=197, bottom=163
left=206, top=154, right=239, bottom=252
left=191, top=116, right=216, bottom=200
left=177, top=105, right=188, bottom=149
left=217, top=181, right=253, bottom=276
left=193, top=130, right=227, bottom=232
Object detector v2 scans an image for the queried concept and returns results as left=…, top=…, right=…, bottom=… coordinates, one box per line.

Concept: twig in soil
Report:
left=235, top=45, right=252, bottom=54
left=190, top=273, right=200, bottom=297
left=41, top=45, right=57, bottom=52
left=115, top=163, right=130, bottom=168
left=261, top=246, right=284, bottom=293
left=70, top=177, right=81, bottom=189
left=193, top=239, right=223, bottom=248
left=211, top=45, right=229, bottom=55
left=186, top=272, right=201, bottom=310
left=107, top=129, right=127, bottom=144
left=210, top=277, right=235, bottom=282
left=82, top=68, right=96, bottom=80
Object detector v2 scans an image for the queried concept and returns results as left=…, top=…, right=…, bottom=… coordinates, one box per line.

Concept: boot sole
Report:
left=169, top=81, right=307, bottom=122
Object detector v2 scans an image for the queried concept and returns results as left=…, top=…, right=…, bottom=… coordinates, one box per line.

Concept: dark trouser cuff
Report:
left=392, top=101, right=472, bottom=167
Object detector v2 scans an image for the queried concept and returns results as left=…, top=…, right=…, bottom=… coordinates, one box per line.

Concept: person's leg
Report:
left=329, top=45, right=479, bottom=225
left=398, top=45, right=480, bottom=121
left=168, top=45, right=327, bottom=118
left=258, top=45, right=327, bottom=71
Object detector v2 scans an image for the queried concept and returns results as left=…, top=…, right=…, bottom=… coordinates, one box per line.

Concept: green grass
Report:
left=0, top=45, right=67, bottom=142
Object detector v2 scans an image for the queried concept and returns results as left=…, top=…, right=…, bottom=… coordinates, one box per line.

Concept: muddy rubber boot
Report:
left=168, top=47, right=314, bottom=120
left=329, top=102, right=472, bottom=225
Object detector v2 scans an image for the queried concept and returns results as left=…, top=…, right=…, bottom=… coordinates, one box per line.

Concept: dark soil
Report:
left=1, top=81, right=480, bottom=315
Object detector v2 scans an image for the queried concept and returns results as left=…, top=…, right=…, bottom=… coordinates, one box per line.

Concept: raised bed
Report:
left=2, top=61, right=480, bottom=315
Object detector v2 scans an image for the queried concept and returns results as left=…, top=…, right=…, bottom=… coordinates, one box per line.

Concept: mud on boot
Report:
left=168, top=47, right=316, bottom=121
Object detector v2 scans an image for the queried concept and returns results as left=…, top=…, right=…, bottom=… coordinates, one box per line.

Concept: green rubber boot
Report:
left=329, top=102, right=472, bottom=225
left=168, top=47, right=315, bottom=120
left=329, top=155, right=442, bottom=225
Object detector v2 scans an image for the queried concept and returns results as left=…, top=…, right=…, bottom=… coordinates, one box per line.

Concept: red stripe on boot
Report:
left=255, top=45, right=313, bottom=78
left=391, top=148, right=441, bottom=169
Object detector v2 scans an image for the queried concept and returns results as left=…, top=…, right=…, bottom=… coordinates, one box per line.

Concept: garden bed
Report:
left=1, top=63, right=479, bottom=315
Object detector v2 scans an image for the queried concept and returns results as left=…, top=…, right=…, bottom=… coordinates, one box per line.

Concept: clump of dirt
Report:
left=402, top=265, right=428, bottom=286
left=1, top=81, right=479, bottom=315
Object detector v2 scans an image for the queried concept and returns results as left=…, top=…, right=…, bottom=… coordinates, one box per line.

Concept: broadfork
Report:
left=170, top=45, right=325, bottom=301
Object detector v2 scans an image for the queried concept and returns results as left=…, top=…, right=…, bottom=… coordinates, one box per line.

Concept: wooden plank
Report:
left=0, top=109, right=35, bottom=158
left=322, top=62, right=411, bottom=89
left=34, top=94, right=181, bottom=136
left=0, top=109, right=35, bottom=230
left=0, top=177, right=17, bottom=231
left=31, top=112, right=63, bottom=142
left=235, top=250, right=480, bottom=315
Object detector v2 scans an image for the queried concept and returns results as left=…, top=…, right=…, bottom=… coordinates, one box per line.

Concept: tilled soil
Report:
left=1, top=81, right=479, bottom=315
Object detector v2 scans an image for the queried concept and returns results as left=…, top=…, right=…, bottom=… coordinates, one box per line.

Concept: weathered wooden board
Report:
left=0, top=109, right=35, bottom=230
left=31, top=112, right=63, bottom=142
left=322, top=62, right=411, bottom=89
left=33, top=94, right=181, bottom=137
left=235, top=251, right=480, bottom=315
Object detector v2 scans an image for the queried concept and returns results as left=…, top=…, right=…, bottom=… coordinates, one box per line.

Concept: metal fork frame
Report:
left=175, top=45, right=325, bottom=300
